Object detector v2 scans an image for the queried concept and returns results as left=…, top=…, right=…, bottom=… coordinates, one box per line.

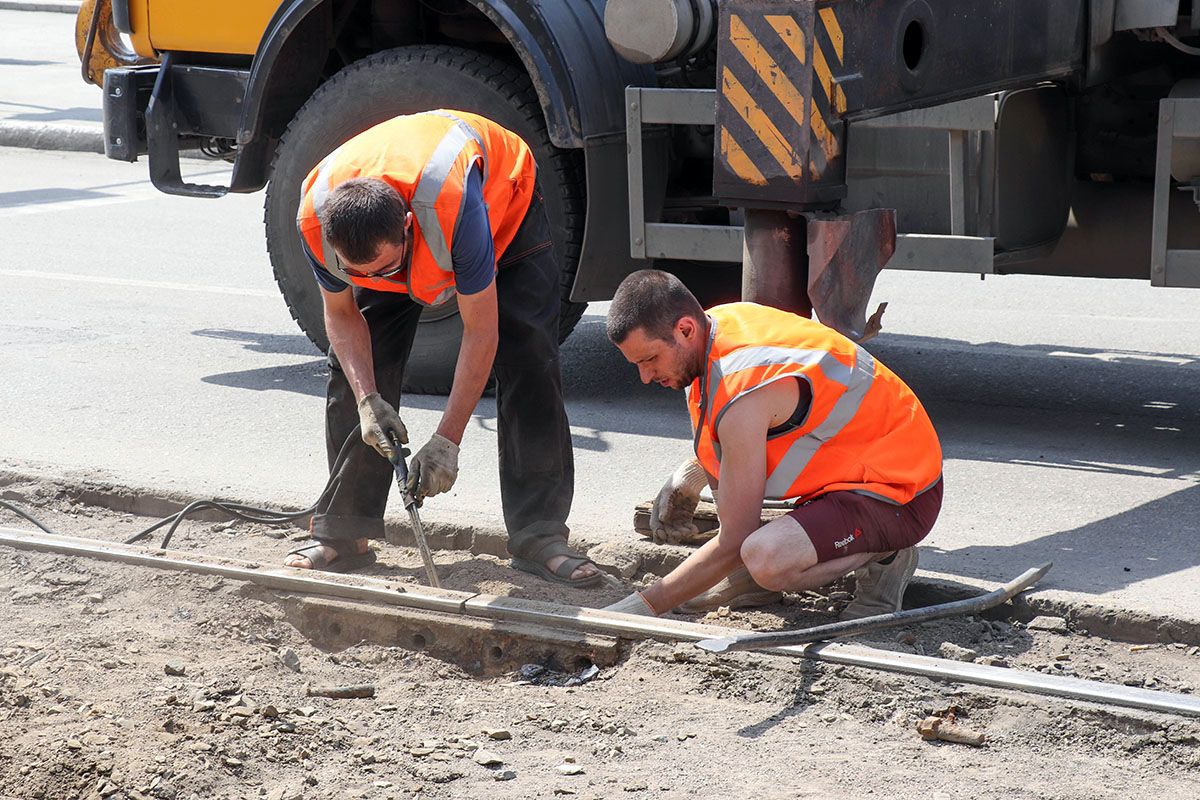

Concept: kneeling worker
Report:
left=284, top=110, right=598, bottom=587
left=604, top=270, right=942, bottom=618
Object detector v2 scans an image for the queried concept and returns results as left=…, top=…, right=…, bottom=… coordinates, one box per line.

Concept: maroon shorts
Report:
left=787, top=477, right=943, bottom=563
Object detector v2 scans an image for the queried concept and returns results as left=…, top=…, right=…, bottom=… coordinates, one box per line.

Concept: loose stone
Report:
left=279, top=649, right=301, bottom=672
left=1026, top=616, right=1068, bottom=633
left=938, top=643, right=978, bottom=662
left=473, top=750, right=503, bottom=766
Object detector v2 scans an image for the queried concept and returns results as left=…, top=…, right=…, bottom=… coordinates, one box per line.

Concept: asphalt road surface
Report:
left=2, top=144, right=1198, bottom=628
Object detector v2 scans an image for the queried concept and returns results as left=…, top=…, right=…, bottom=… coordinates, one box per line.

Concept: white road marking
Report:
left=1048, top=350, right=1195, bottom=367
left=0, top=192, right=154, bottom=215
left=0, top=268, right=278, bottom=297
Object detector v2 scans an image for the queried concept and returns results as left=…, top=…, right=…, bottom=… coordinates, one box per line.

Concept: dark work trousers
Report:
left=310, top=189, right=576, bottom=562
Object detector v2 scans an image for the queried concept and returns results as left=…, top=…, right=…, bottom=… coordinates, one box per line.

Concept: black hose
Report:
left=0, top=426, right=367, bottom=549
left=0, top=500, right=57, bottom=535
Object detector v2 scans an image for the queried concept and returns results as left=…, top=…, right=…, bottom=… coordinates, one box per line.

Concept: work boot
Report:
left=840, top=547, right=919, bottom=621
left=675, top=566, right=782, bottom=613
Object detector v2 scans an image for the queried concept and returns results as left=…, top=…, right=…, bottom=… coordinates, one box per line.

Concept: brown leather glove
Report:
left=409, top=433, right=459, bottom=498
left=357, top=392, right=408, bottom=460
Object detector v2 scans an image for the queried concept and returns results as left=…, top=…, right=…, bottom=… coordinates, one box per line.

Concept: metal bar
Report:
left=404, top=503, right=440, bottom=587
left=3, top=526, right=1199, bottom=718
left=0, top=527, right=469, bottom=614
left=1165, top=249, right=1200, bottom=288
left=641, top=227, right=996, bottom=273
left=949, top=130, right=966, bottom=236
left=637, top=87, right=717, bottom=125
left=1151, top=99, right=1174, bottom=287
left=644, top=222, right=744, bottom=262
left=977, top=129, right=996, bottom=237
left=463, top=594, right=736, bottom=642
left=697, top=563, right=1051, bottom=653
left=852, top=95, right=996, bottom=131
left=1171, top=97, right=1200, bottom=138
left=888, top=233, right=995, bottom=273
left=625, top=86, right=647, bottom=259
left=796, top=641, right=1200, bottom=718
left=390, top=455, right=440, bottom=588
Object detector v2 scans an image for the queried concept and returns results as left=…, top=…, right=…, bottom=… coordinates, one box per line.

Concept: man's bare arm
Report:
left=436, top=280, right=499, bottom=445
left=322, top=286, right=376, bottom=402
left=639, top=378, right=797, bottom=613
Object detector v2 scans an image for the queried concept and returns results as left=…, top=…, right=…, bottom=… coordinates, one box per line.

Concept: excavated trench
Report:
left=2, top=472, right=1200, bottom=723
left=2, top=521, right=1199, bottom=720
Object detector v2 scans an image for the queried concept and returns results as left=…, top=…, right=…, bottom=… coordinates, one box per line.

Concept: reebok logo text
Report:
left=834, top=528, right=864, bottom=550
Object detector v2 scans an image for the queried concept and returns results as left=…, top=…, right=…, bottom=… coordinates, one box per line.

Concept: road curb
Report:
left=0, top=0, right=80, bottom=11
left=3, top=466, right=1197, bottom=648
left=0, top=122, right=104, bottom=154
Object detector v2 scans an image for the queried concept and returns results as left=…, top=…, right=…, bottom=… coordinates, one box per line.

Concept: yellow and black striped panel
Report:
left=715, top=0, right=847, bottom=206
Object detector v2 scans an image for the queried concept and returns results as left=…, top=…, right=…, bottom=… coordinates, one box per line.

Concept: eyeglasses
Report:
left=336, top=212, right=413, bottom=280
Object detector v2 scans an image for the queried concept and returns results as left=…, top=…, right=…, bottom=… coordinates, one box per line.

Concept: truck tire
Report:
left=264, top=46, right=586, bottom=395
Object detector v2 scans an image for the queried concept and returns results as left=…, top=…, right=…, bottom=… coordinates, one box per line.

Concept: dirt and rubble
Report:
left=1, top=477, right=1199, bottom=800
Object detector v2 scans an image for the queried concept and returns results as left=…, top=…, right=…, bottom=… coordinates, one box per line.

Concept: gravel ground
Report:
left=1, top=477, right=1199, bottom=800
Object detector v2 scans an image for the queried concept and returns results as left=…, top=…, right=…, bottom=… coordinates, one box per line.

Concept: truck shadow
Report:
left=193, top=321, right=1199, bottom=469
left=919, top=481, right=1200, bottom=597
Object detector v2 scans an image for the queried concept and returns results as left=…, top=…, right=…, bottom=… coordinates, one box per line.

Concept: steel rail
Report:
left=2, top=526, right=1198, bottom=718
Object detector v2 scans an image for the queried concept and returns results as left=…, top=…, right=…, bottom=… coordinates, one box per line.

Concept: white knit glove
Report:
left=603, top=592, right=657, bottom=616
left=649, top=458, right=709, bottom=545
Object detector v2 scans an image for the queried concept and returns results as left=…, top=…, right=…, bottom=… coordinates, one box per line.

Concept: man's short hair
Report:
left=318, top=177, right=409, bottom=265
left=606, top=269, right=705, bottom=344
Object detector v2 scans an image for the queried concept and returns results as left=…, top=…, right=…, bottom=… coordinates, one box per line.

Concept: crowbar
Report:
left=388, top=443, right=441, bottom=588
left=696, top=562, right=1052, bottom=653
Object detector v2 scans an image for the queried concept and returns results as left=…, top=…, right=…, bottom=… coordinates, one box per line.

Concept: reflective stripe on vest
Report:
left=689, top=303, right=941, bottom=505
left=308, top=119, right=486, bottom=303
left=703, top=342, right=875, bottom=496
left=305, top=145, right=364, bottom=287
left=298, top=111, right=536, bottom=304
left=409, top=112, right=487, bottom=302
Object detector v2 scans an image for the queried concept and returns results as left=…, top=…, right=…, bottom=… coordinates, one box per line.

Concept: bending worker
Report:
left=604, top=270, right=942, bottom=618
left=284, top=110, right=599, bottom=587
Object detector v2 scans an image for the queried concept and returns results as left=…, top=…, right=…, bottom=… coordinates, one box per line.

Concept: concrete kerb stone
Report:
left=2, top=1, right=100, bottom=153
left=0, top=122, right=104, bottom=154
left=0, top=122, right=232, bottom=160
left=0, top=0, right=80, bottom=12
left=3, top=466, right=1197, bottom=648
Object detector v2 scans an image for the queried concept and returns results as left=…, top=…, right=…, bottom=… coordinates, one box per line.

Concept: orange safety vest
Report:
left=296, top=110, right=537, bottom=305
left=687, top=303, right=942, bottom=505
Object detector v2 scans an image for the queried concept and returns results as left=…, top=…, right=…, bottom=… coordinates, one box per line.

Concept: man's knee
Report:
left=740, top=525, right=816, bottom=592
left=742, top=550, right=788, bottom=592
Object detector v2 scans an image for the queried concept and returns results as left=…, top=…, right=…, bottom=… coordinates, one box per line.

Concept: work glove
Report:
left=358, top=392, right=407, bottom=460
left=649, top=458, right=709, bottom=545
left=603, top=592, right=657, bottom=616
left=409, top=433, right=459, bottom=498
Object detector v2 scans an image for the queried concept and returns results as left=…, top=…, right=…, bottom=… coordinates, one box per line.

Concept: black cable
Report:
left=0, top=500, right=57, bottom=535
left=0, top=426, right=371, bottom=549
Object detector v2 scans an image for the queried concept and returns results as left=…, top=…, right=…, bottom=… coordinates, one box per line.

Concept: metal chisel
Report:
left=389, top=446, right=441, bottom=588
